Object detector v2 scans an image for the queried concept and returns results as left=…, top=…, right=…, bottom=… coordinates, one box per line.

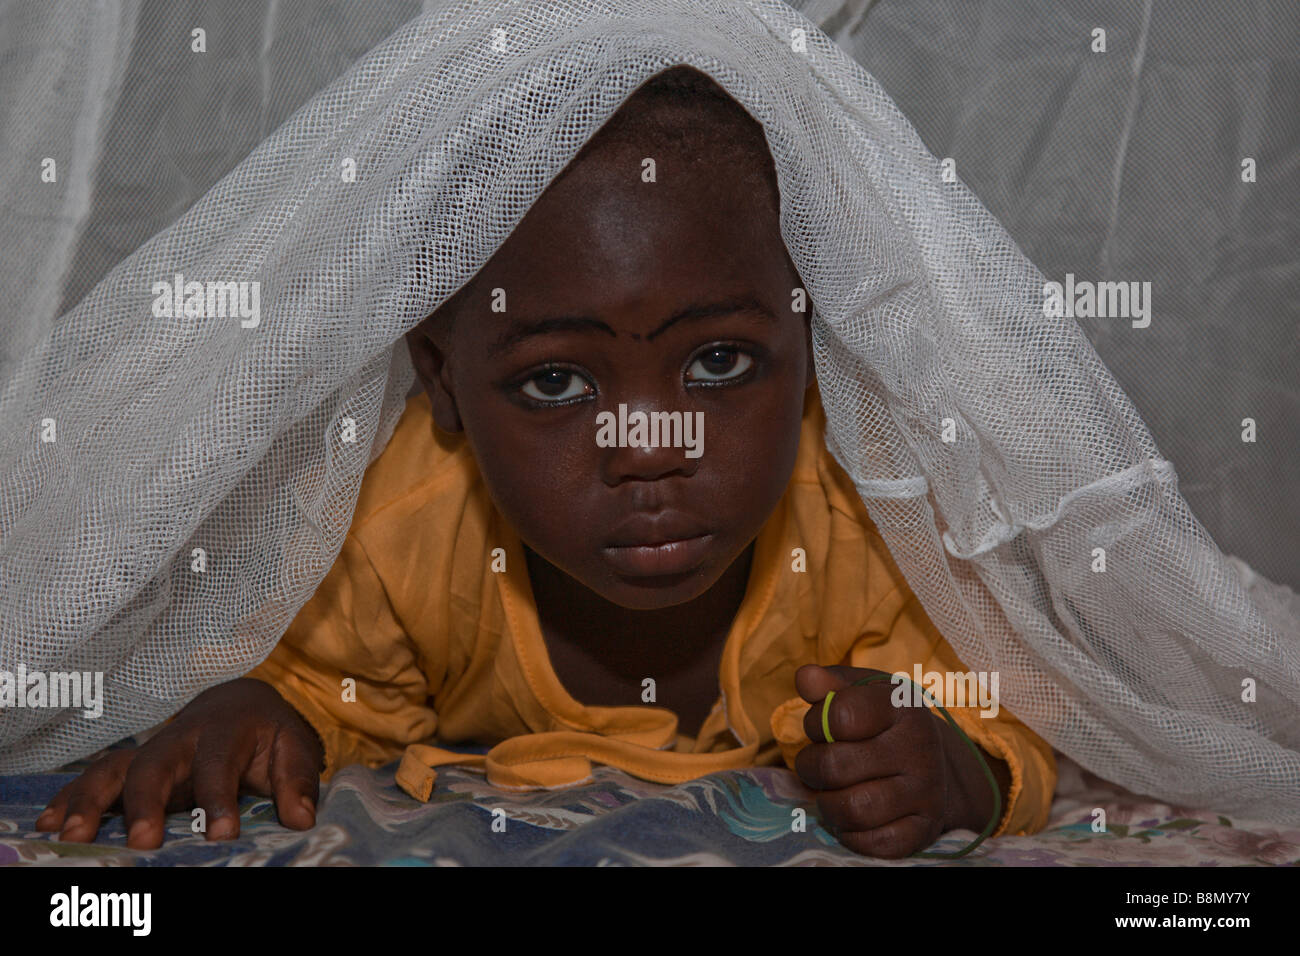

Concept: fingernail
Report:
left=128, top=820, right=150, bottom=844
left=300, top=796, right=315, bottom=817
left=61, top=814, right=84, bottom=833
left=208, top=816, right=235, bottom=839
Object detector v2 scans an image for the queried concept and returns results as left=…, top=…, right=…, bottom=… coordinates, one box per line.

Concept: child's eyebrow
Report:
left=489, top=295, right=775, bottom=355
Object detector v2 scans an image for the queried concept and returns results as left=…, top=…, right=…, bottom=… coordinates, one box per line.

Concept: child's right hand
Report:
left=34, top=677, right=324, bottom=849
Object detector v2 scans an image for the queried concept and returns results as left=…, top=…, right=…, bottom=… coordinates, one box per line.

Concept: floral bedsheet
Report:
left=1, top=747, right=1296, bottom=866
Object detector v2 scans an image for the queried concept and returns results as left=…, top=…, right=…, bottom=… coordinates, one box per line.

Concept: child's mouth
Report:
left=602, top=534, right=714, bottom=578
left=602, top=511, right=714, bottom=578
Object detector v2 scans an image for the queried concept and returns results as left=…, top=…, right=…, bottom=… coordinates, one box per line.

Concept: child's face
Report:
left=409, top=124, right=811, bottom=611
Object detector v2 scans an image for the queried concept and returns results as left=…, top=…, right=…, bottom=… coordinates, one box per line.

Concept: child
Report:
left=37, top=66, right=1056, bottom=858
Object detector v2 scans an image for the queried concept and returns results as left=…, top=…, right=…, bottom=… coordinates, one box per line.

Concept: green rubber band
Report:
left=816, top=673, right=1003, bottom=860
left=821, top=690, right=837, bottom=743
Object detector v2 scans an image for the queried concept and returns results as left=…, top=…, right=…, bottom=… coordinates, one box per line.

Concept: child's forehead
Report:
left=435, top=169, right=794, bottom=348
left=489, top=142, right=782, bottom=282
left=426, top=74, right=791, bottom=335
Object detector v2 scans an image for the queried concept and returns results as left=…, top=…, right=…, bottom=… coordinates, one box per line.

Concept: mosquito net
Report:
left=1, top=0, right=1296, bottom=824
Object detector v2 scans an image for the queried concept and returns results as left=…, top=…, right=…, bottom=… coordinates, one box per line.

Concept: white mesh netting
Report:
left=1, top=0, right=1296, bottom=823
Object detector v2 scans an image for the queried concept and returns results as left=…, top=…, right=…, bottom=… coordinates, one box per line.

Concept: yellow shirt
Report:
left=247, top=386, right=1057, bottom=837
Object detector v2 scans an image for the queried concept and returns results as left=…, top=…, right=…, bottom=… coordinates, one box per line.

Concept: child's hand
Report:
left=794, top=664, right=1007, bottom=859
left=34, top=678, right=324, bottom=850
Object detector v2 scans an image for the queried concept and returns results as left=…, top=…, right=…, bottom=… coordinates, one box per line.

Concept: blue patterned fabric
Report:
left=2, top=745, right=1297, bottom=865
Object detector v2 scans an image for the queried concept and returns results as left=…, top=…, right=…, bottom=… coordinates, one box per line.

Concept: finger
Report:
left=795, top=736, right=906, bottom=790
left=190, top=735, right=251, bottom=841
left=833, top=815, right=939, bottom=860
left=35, top=785, right=73, bottom=831
left=813, top=774, right=923, bottom=832
left=36, top=780, right=79, bottom=832
left=794, top=664, right=868, bottom=705
left=121, top=741, right=190, bottom=850
left=48, top=751, right=135, bottom=842
left=801, top=679, right=899, bottom=743
left=268, top=728, right=322, bottom=831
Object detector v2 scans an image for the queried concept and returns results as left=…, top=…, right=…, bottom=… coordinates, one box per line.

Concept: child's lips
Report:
left=601, top=534, right=714, bottom=578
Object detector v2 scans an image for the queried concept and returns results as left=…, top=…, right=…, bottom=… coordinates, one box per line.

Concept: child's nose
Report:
left=596, top=399, right=702, bottom=486
left=603, top=441, right=695, bottom=485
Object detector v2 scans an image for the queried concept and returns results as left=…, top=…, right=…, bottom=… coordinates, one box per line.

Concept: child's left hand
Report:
left=794, top=664, right=1009, bottom=859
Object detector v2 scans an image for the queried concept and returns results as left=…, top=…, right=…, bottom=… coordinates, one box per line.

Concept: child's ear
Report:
left=405, top=327, right=464, bottom=433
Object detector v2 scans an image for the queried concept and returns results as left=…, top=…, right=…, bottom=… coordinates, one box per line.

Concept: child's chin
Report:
left=597, top=567, right=722, bottom=610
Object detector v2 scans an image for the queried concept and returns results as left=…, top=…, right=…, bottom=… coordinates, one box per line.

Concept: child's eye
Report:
left=519, top=368, right=595, bottom=404
left=685, top=346, right=753, bottom=384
